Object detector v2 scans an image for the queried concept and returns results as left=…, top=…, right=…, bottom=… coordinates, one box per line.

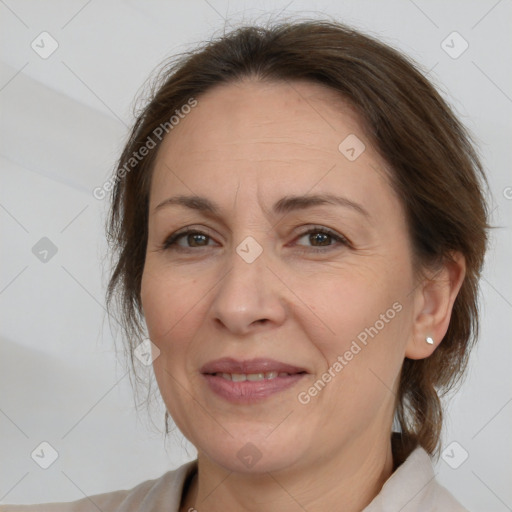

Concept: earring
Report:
left=426, top=336, right=434, bottom=345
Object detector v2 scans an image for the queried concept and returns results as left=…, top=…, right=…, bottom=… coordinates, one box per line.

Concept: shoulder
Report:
left=0, top=460, right=197, bottom=512
left=364, top=447, right=470, bottom=511
left=426, top=480, right=470, bottom=511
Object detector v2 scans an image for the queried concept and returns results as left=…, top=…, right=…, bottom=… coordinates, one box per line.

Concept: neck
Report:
left=180, top=433, right=395, bottom=512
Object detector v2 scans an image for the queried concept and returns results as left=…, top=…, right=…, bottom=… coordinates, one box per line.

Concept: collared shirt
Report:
left=0, top=446, right=469, bottom=511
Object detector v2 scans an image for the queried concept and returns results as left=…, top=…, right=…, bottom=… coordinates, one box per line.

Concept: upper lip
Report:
left=200, top=357, right=308, bottom=375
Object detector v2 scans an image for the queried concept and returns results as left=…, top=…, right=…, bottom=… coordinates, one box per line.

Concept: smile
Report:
left=214, top=371, right=294, bottom=381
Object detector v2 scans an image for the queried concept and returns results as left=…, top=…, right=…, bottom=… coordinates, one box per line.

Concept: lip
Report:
left=200, top=358, right=308, bottom=404
left=200, top=357, right=307, bottom=375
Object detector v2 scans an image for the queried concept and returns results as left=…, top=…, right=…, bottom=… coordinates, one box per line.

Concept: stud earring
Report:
left=426, top=336, right=434, bottom=345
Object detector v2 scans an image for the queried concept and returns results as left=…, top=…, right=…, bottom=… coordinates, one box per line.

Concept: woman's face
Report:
left=141, top=80, right=419, bottom=473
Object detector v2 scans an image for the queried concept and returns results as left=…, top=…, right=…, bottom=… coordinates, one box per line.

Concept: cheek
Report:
left=141, top=268, right=202, bottom=429
left=303, top=265, right=411, bottom=383
left=305, top=265, right=403, bottom=336
left=141, top=266, right=198, bottom=341
left=140, top=266, right=211, bottom=397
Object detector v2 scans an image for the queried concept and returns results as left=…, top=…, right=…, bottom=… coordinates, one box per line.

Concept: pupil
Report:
left=190, top=234, right=206, bottom=246
left=312, top=233, right=329, bottom=246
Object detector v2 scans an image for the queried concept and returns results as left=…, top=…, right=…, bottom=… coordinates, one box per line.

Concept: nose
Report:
left=209, top=240, right=287, bottom=335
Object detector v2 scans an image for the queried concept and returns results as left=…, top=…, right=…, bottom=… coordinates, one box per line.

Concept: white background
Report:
left=1, top=1, right=511, bottom=510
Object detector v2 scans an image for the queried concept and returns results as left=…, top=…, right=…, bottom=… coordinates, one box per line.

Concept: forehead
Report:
left=149, top=79, right=394, bottom=213
left=161, top=79, right=366, bottom=158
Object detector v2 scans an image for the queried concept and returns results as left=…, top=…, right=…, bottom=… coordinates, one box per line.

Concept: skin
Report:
left=140, top=79, right=465, bottom=512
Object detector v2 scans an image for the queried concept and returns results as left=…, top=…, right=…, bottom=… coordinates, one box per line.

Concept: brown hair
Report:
left=105, top=18, right=489, bottom=464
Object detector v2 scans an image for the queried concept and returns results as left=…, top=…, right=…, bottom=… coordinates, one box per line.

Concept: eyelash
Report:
left=160, top=226, right=350, bottom=253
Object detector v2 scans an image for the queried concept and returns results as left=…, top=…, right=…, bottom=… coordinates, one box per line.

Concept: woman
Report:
left=2, top=18, right=488, bottom=512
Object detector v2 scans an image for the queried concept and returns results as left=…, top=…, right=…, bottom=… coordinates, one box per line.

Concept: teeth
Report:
left=247, top=373, right=265, bottom=381
left=218, top=371, right=286, bottom=381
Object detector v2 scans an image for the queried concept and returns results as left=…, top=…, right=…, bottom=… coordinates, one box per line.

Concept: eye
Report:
left=160, top=229, right=216, bottom=251
left=160, top=226, right=350, bottom=253
left=294, top=226, right=349, bottom=252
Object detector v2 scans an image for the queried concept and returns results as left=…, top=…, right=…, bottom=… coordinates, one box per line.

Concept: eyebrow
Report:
left=154, top=193, right=369, bottom=219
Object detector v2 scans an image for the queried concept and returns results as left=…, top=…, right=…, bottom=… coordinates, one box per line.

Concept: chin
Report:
left=195, top=431, right=305, bottom=475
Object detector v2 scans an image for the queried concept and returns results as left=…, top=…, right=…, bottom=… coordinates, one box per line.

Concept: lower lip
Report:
left=202, top=373, right=306, bottom=404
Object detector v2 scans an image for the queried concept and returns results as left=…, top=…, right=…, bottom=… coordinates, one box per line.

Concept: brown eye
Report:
left=162, top=229, right=214, bottom=250
left=295, top=227, right=349, bottom=252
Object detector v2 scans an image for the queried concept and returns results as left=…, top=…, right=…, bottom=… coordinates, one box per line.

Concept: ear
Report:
left=405, top=252, right=466, bottom=360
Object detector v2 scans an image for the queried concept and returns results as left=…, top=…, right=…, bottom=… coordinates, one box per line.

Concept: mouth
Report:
left=209, top=371, right=305, bottom=381
left=200, top=358, right=308, bottom=404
